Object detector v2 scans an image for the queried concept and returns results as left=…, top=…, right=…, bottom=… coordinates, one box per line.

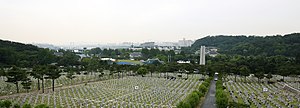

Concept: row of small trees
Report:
left=176, top=77, right=212, bottom=108
left=215, top=79, right=228, bottom=108
left=0, top=65, right=61, bottom=93
left=206, top=55, right=300, bottom=83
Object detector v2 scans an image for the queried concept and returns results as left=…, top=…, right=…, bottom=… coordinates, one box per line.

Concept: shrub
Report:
left=215, top=77, right=228, bottom=108
left=192, top=90, right=201, bottom=97
left=188, top=92, right=200, bottom=107
left=202, top=81, right=210, bottom=87
left=34, top=104, right=49, bottom=108
left=176, top=101, right=192, bottom=108
left=13, top=104, right=21, bottom=108
left=199, top=85, right=207, bottom=93
left=198, top=91, right=204, bottom=97
left=22, top=104, right=32, bottom=108
left=0, top=100, right=12, bottom=108
left=177, top=76, right=212, bottom=108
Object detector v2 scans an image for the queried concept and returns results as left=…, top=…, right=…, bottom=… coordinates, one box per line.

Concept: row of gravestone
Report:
left=4, top=76, right=203, bottom=108
left=225, top=78, right=300, bottom=108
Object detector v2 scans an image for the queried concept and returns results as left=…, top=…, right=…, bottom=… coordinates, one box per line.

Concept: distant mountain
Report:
left=34, top=43, right=60, bottom=50
left=191, top=33, right=300, bottom=57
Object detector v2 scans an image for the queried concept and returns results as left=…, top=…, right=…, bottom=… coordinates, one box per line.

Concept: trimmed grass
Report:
left=117, top=60, right=143, bottom=65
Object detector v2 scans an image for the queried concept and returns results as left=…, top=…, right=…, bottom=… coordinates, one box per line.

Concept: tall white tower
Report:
left=199, top=46, right=205, bottom=65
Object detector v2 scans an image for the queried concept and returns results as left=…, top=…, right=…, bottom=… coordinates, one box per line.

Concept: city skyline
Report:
left=1, top=0, right=300, bottom=44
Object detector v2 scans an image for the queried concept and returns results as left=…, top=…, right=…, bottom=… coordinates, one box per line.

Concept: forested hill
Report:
left=0, top=39, right=39, bottom=52
left=191, top=33, right=300, bottom=57
left=0, top=39, right=47, bottom=67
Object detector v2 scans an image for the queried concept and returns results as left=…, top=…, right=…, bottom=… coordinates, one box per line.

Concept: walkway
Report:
left=201, top=78, right=217, bottom=108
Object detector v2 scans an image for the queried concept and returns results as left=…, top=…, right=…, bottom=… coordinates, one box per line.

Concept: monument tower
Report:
left=199, top=46, right=205, bottom=65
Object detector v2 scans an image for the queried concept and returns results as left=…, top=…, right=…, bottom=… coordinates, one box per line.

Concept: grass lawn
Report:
left=117, top=59, right=143, bottom=65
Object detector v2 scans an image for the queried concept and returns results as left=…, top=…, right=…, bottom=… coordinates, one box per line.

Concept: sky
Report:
left=0, top=0, right=300, bottom=45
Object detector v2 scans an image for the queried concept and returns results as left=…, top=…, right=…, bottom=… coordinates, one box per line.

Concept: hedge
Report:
left=215, top=78, right=228, bottom=108
left=0, top=100, right=50, bottom=108
left=176, top=77, right=212, bottom=108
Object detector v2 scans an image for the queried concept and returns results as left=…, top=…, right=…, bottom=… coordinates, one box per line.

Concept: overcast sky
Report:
left=0, top=0, right=300, bottom=45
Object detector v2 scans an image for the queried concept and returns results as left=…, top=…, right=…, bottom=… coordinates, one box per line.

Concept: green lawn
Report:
left=117, top=59, right=143, bottom=65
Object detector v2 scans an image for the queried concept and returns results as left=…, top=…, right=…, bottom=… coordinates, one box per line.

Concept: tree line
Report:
left=191, top=33, right=300, bottom=57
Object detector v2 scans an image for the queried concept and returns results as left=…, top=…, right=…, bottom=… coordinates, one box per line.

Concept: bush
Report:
left=176, top=101, right=192, bottom=108
left=198, top=91, right=204, bottom=97
left=205, top=77, right=213, bottom=82
left=177, top=76, right=212, bottom=108
left=192, top=90, right=201, bottom=97
left=34, top=104, right=49, bottom=108
left=0, top=100, right=12, bottom=108
left=13, top=104, right=21, bottom=108
left=215, top=77, right=228, bottom=108
left=216, top=96, right=228, bottom=108
left=188, top=92, right=200, bottom=107
left=22, top=104, right=32, bottom=108
left=202, top=81, right=210, bottom=87
left=199, top=85, right=207, bottom=93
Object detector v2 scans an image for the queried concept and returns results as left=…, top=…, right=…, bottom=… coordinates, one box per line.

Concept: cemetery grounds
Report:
left=0, top=73, right=205, bottom=108
left=224, top=75, right=300, bottom=108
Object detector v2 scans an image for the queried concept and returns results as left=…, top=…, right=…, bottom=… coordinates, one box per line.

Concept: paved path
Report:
left=201, top=79, right=217, bottom=108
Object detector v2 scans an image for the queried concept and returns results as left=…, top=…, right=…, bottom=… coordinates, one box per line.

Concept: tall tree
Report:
left=266, top=72, right=273, bottom=82
left=66, top=67, right=76, bottom=84
left=0, top=67, right=5, bottom=80
left=45, top=65, right=61, bottom=92
left=21, top=77, right=32, bottom=93
left=147, top=65, right=156, bottom=77
left=31, top=65, right=45, bottom=91
left=137, top=67, right=148, bottom=77
left=5, top=66, right=27, bottom=93
left=239, top=65, right=250, bottom=82
left=254, top=71, right=264, bottom=83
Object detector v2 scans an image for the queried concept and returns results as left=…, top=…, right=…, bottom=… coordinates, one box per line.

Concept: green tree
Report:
left=239, top=65, right=250, bottom=82
left=176, top=101, right=191, bottom=108
left=66, top=67, right=76, bottom=84
left=137, top=67, right=148, bottom=77
left=22, top=104, right=31, bottom=108
left=21, top=77, right=32, bottom=93
left=199, top=85, right=207, bottom=94
left=266, top=72, right=273, bottom=82
left=0, top=67, right=5, bottom=78
left=278, top=64, right=290, bottom=81
left=45, top=65, right=61, bottom=91
left=6, top=66, right=27, bottom=93
left=254, top=71, right=264, bottom=83
left=34, top=104, right=49, bottom=108
left=57, top=51, right=80, bottom=66
left=147, top=65, right=156, bottom=77
left=31, top=65, right=47, bottom=93
left=0, top=100, right=12, bottom=108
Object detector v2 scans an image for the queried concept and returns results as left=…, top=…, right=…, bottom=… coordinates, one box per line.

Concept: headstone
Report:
left=135, top=86, right=139, bottom=90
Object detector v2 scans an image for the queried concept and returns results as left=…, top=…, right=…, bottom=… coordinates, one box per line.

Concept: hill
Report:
left=0, top=39, right=44, bottom=67
left=191, top=33, right=300, bottom=57
left=0, top=39, right=39, bottom=52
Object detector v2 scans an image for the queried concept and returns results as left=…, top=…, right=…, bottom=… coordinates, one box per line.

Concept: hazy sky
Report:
left=0, top=0, right=300, bottom=45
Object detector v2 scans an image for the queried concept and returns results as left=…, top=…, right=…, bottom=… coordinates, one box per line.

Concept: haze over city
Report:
left=1, top=0, right=300, bottom=45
